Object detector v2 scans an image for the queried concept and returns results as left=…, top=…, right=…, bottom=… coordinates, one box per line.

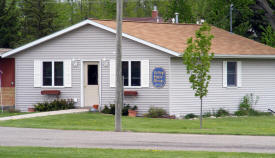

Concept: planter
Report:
left=124, top=91, right=138, bottom=96
left=28, top=108, right=35, bottom=112
left=41, top=90, right=61, bottom=95
left=93, top=104, right=99, bottom=110
left=128, top=109, right=137, bottom=117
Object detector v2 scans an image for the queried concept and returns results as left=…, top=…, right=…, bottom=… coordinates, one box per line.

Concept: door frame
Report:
left=80, top=59, right=101, bottom=107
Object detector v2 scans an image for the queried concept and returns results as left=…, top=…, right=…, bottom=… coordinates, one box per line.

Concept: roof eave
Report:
left=214, top=54, right=275, bottom=59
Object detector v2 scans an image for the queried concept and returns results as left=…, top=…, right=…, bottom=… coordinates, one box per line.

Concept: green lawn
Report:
left=0, top=112, right=29, bottom=118
left=0, top=112, right=274, bottom=135
left=0, top=146, right=274, bottom=158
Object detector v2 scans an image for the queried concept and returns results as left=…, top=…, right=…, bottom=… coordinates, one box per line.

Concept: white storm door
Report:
left=84, top=61, right=99, bottom=107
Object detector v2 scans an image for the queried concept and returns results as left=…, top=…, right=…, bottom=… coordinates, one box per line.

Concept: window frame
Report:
left=42, top=60, right=65, bottom=88
left=122, top=60, right=142, bottom=88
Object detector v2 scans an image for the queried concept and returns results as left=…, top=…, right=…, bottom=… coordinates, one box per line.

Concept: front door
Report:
left=84, top=61, right=99, bottom=107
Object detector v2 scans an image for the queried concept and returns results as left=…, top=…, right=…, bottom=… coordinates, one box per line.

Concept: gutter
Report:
left=213, top=54, right=275, bottom=59
left=176, top=53, right=275, bottom=59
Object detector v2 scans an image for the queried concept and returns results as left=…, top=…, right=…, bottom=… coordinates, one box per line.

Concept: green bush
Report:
left=215, top=108, right=230, bottom=117
left=145, top=107, right=167, bottom=118
left=184, top=113, right=197, bottom=119
left=234, top=110, right=247, bottom=116
left=101, top=105, right=111, bottom=114
left=203, top=112, right=212, bottom=118
left=101, top=104, right=137, bottom=116
left=34, top=99, right=75, bottom=112
left=101, top=104, right=115, bottom=115
left=234, top=93, right=271, bottom=116
left=122, top=104, right=130, bottom=116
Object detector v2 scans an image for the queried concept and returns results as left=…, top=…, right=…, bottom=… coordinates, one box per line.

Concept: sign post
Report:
left=0, top=70, right=3, bottom=113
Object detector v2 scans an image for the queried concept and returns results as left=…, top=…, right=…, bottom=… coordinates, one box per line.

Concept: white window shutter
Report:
left=141, top=60, right=150, bottom=87
left=34, top=60, right=42, bottom=87
left=237, top=61, right=242, bottom=87
left=223, top=61, right=227, bottom=87
left=64, top=60, right=72, bottom=87
left=110, top=59, right=116, bottom=87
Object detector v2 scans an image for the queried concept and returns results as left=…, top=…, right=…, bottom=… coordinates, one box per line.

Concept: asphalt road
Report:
left=0, top=127, right=275, bottom=153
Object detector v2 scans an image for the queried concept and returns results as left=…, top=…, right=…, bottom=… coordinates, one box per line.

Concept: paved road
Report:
left=0, top=127, right=275, bottom=153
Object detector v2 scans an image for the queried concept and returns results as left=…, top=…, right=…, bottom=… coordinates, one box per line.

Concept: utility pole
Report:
left=115, top=0, right=123, bottom=132
left=230, top=3, right=233, bottom=33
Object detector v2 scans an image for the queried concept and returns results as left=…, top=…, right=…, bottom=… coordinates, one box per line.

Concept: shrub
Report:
left=101, top=104, right=137, bottom=116
left=234, top=110, right=247, bottom=116
left=101, top=104, right=115, bottom=115
left=184, top=113, right=197, bottom=119
left=234, top=93, right=271, bottom=116
left=34, top=99, right=75, bottom=112
left=122, top=104, right=131, bottom=116
left=101, top=105, right=111, bottom=114
left=7, top=108, right=20, bottom=113
left=145, top=107, right=167, bottom=118
left=215, top=108, right=230, bottom=117
left=247, top=109, right=272, bottom=116
left=130, top=105, right=138, bottom=110
left=203, top=112, right=212, bottom=118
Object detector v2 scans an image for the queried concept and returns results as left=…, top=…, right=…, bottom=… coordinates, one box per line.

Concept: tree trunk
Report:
left=256, top=0, right=275, bottom=30
left=200, top=97, right=203, bottom=129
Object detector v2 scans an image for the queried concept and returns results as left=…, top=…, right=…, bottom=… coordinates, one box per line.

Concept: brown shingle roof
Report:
left=92, top=19, right=275, bottom=55
left=0, top=48, right=12, bottom=55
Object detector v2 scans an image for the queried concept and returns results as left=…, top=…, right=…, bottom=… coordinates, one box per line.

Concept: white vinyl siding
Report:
left=170, top=58, right=275, bottom=116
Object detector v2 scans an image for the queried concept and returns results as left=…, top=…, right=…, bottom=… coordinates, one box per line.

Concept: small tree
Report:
left=261, top=25, right=275, bottom=48
left=182, top=23, right=214, bottom=129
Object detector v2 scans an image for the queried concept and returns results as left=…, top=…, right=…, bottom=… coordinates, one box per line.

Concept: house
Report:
left=2, top=19, right=275, bottom=116
left=0, top=48, right=15, bottom=109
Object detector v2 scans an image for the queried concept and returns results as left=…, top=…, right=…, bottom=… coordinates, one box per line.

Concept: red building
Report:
left=0, top=48, right=15, bottom=107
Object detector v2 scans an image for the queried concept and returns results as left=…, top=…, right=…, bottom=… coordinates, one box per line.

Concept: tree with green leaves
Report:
left=0, top=0, right=20, bottom=48
left=182, top=23, right=214, bottom=129
left=20, top=0, right=59, bottom=44
left=261, top=25, right=275, bottom=47
left=165, top=0, right=194, bottom=23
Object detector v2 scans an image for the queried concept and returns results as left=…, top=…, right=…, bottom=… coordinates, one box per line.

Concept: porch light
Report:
left=102, top=58, right=109, bottom=67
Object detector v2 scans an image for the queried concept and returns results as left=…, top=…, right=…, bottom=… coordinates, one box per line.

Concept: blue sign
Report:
left=152, top=67, right=166, bottom=88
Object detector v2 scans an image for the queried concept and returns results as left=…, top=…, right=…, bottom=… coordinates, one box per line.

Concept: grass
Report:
left=0, top=146, right=275, bottom=158
left=0, top=112, right=275, bottom=135
left=0, top=111, right=30, bottom=118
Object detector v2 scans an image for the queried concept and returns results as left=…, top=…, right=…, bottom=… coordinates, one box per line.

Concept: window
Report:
left=43, top=62, right=52, bottom=86
left=122, top=61, right=141, bottom=87
left=54, top=62, right=63, bottom=86
left=122, top=62, right=129, bottom=86
left=43, top=61, right=64, bottom=86
left=88, top=65, right=98, bottom=85
left=131, top=61, right=141, bottom=86
left=227, top=62, right=237, bottom=86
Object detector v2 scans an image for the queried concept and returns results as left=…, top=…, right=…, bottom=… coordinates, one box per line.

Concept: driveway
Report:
left=0, top=127, right=275, bottom=153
